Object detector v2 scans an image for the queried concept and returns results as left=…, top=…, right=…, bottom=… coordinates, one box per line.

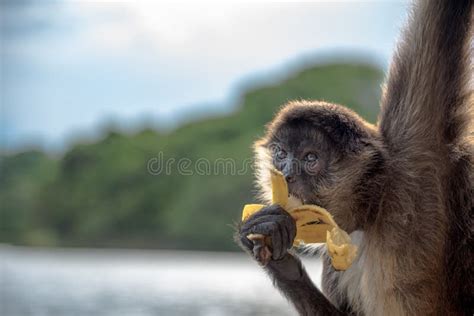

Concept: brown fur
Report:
left=251, top=0, right=473, bottom=315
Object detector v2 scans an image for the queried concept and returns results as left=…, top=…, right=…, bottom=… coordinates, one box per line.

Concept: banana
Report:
left=269, top=168, right=289, bottom=208
left=242, top=204, right=265, bottom=221
left=326, top=228, right=358, bottom=271
left=241, top=169, right=358, bottom=270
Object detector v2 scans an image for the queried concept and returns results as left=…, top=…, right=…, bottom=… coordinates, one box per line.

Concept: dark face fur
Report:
left=255, top=101, right=379, bottom=230
left=266, top=121, right=337, bottom=205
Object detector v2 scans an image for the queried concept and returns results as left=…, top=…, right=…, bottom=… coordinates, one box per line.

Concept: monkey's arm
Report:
left=379, top=0, right=473, bottom=152
left=265, top=254, right=344, bottom=316
left=236, top=205, right=345, bottom=316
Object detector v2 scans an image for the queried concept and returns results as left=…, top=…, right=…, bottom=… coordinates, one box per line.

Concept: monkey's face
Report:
left=255, top=101, right=374, bottom=226
left=265, top=121, right=336, bottom=205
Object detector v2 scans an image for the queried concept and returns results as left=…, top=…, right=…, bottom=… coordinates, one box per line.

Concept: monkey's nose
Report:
left=285, top=174, right=296, bottom=183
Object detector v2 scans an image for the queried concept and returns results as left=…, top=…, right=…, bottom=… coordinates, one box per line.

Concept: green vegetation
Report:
left=0, top=62, right=383, bottom=251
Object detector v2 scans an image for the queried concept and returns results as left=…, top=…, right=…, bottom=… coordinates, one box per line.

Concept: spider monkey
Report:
left=236, top=1, right=473, bottom=315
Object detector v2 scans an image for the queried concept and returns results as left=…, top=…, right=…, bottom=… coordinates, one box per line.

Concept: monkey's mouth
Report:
left=288, top=185, right=321, bottom=206
left=288, top=188, right=310, bottom=205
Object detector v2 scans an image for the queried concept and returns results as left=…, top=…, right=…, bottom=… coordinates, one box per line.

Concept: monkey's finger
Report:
left=285, top=213, right=297, bottom=245
left=274, top=215, right=296, bottom=259
left=241, top=214, right=290, bottom=239
left=246, top=221, right=277, bottom=237
left=248, top=235, right=272, bottom=265
left=252, top=242, right=263, bottom=260
left=246, top=221, right=284, bottom=260
left=243, top=204, right=288, bottom=223
left=239, top=234, right=254, bottom=252
left=254, top=204, right=288, bottom=217
left=240, top=214, right=284, bottom=234
left=280, top=221, right=291, bottom=252
left=253, top=243, right=272, bottom=266
left=270, top=221, right=285, bottom=260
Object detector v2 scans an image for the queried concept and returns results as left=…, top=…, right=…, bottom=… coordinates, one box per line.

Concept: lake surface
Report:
left=1, top=246, right=322, bottom=316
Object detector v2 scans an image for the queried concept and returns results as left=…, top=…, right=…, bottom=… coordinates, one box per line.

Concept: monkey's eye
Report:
left=305, top=153, right=318, bottom=162
left=276, top=149, right=287, bottom=160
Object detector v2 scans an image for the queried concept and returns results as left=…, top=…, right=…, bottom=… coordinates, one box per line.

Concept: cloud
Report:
left=1, top=1, right=408, bottom=151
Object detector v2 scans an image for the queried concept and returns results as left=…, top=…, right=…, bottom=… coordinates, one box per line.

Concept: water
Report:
left=1, top=246, right=322, bottom=316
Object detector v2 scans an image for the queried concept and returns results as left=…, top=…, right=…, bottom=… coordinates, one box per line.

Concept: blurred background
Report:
left=1, top=1, right=408, bottom=315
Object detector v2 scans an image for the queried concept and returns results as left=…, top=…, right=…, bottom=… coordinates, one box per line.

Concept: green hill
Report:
left=0, top=62, right=384, bottom=251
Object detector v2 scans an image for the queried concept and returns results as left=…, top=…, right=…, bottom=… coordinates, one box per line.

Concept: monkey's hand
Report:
left=237, top=204, right=297, bottom=266
left=236, top=205, right=345, bottom=315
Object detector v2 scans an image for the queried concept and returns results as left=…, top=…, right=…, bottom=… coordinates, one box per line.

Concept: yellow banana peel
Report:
left=326, top=228, right=358, bottom=271
left=241, top=169, right=358, bottom=271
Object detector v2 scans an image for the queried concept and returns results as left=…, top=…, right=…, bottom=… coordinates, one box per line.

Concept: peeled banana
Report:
left=241, top=169, right=358, bottom=271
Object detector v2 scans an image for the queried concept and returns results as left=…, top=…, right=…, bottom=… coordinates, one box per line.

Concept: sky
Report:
left=1, top=0, right=409, bottom=152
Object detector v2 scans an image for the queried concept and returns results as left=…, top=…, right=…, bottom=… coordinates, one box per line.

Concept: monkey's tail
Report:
left=378, top=1, right=474, bottom=312
left=445, top=147, right=474, bottom=315
left=379, top=0, right=473, bottom=153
